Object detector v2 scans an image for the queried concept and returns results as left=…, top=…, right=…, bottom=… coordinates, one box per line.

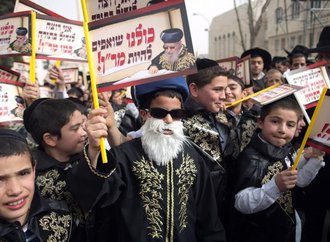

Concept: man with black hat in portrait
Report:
left=73, top=37, right=87, bottom=59
left=7, top=27, right=32, bottom=54
left=241, top=47, right=272, bottom=92
left=148, top=28, right=195, bottom=74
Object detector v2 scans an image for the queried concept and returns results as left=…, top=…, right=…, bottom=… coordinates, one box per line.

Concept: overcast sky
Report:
left=33, top=0, right=237, bottom=55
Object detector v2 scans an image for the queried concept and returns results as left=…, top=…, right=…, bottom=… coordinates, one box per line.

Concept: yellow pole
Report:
left=81, top=0, right=108, bottom=163
left=29, top=11, right=36, bottom=84
left=291, top=87, right=328, bottom=170
left=226, top=83, right=281, bottom=108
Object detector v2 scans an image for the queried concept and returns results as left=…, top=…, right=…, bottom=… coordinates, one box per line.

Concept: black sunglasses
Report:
left=146, top=108, right=185, bottom=120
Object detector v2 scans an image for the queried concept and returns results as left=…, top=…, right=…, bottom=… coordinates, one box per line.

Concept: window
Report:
left=292, top=1, right=300, bottom=19
left=298, top=35, right=303, bottom=45
left=290, top=36, right=296, bottom=49
left=311, top=0, right=321, bottom=9
left=275, top=7, right=284, bottom=23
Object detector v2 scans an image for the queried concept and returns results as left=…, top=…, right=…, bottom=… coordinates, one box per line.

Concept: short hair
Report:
left=139, top=89, right=183, bottom=110
left=186, top=65, right=229, bottom=88
left=0, top=129, right=34, bottom=167
left=27, top=99, right=81, bottom=148
left=228, top=74, right=245, bottom=90
left=289, top=53, right=306, bottom=65
left=67, top=87, right=84, bottom=99
left=260, top=96, right=301, bottom=121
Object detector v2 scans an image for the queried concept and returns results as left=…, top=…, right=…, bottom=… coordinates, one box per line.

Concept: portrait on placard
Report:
left=12, top=61, right=30, bottom=83
left=0, top=83, right=23, bottom=124
left=89, top=0, right=196, bottom=91
left=0, top=13, right=31, bottom=56
left=61, top=67, right=79, bottom=84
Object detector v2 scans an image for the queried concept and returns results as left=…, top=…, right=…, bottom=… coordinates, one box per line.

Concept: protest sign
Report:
left=35, top=14, right=86, bottom=62
left=12, top=61, right=30, bottom=83
left=87, top=0, right=150, bottom=22
left=0, top=83, right=23, bottom=126
left=88, top=0, right=196, bottom=91
left=286, top=61, right=330, bottom=122
left=306, top=89, right=330, bottom=154
left=236, top=55, right=252, bottom=87
left=0, top=11, right=31, bottom=56
left=251, top=84, right=304, bottom=107
left=0, top=66, right=22, bottom=86
left=217, top=56, right=238, bottom=72
left=62, top=67, right=79, bottom=83
left=14, top=0, right=66, bottom=18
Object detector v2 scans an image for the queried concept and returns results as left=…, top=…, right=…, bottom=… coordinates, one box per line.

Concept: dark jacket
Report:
left=33, top=146, right=114, bottom=241
left=0, top=189, right=72, bottom=242
left=229, top=133, right=296, bottom=242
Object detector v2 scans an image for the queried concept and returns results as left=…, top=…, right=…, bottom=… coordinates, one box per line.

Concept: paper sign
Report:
left=217, top=56, right=238, bottom=72
left=0, top=66, right=22, bottom=86
left=88, top=0, right=196, bottom=91
left=12, top=61, right=30, bottom=83
left=0, top=83, right=23, bottom=125
left=0, top=12, right=31, bottom=56
left=286, top=62, right=330, bottom=109
left=14, top=0, right=66, bottom=18
left=62, top=67, right=79, bottom=83
left=35, top=14, right=86, bottom=62
left=306, top=89, right=330, bottom=154
left=87, top=0, right=150, bottom=22
left=236, top=55, right=252, bottom=87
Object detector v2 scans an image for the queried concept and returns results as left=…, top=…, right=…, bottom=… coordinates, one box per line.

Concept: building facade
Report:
left=208, top=0, right=330, bottom=59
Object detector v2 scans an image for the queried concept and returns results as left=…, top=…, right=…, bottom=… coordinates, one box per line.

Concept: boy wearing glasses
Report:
left=86, top=77, right=226, bottom=242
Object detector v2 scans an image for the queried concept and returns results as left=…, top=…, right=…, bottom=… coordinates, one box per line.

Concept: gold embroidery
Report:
left=39, top=212, right=72, bottom=242
left=166, top=160, right=175, bottom=242
left=184, top=114, right=222, bottom=163
left=36, top=170, right=66, bottom=200
left=261, top=161, right=295, bottom=220
left=132, top=157, right=164, bottom=239
left=176, top=154, right=197, bottom=232
left=159, top=46, right=195, bottom=71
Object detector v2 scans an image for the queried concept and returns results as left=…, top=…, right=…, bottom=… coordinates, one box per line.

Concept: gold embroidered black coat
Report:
left=0, top=190, right=72, bottom=242
left=230, top=133, right=296, bottom=242
left=94, top=138, right=226, bottom=242
left=33, top=148, right=112, bottom=241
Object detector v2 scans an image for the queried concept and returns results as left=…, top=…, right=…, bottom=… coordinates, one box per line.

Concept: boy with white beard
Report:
left=86, top=77, right=226, bottom=242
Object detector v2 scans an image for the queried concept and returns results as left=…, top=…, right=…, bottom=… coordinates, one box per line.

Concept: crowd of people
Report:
left=0, top=23, right=329, bottom=242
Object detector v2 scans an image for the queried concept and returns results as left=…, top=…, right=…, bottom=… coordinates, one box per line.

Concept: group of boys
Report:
left=0, top=26, right=329, bottom=242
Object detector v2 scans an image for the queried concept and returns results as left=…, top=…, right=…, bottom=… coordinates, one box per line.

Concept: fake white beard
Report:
left=141, top=117, right=186, bottom=166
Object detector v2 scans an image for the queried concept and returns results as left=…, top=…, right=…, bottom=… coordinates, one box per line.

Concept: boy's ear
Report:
left=242, top=89, right=248, bottom=98
left=189, top=83, right=199, bottom=98
left=139, top=109, right=149, bottom=123
left=257, top=118, right=263, bottom=129
left=42, top=133, right=58, bottom=147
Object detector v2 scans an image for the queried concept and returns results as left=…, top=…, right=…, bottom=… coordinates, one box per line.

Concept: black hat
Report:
left=241, top=47, right=272, bottom=70
left=131, top=77, right=189, bottom=108
left=23, top=98, right=49, bottom=133
left=81, top=37, right=85, bottom=44
left=195, top=58, right=219, bottom=70
left=285, top=45, right=309, bottom=59
left=308, top=26, right=330, bottom=53
left=160, top=28, right=183, bottom=43
left=0, top=128, right=27, bottom=144
left=16, top=27, right=28, bottom=36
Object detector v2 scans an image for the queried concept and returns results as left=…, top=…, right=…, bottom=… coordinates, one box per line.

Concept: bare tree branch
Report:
left=234, top=0, right=246, bottom=51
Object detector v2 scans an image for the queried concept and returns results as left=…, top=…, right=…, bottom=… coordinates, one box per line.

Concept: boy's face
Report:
left=225, top=78, right=243, bottom=105
left=265, top=71, right=283, bottom=87
left=259, top=107, right=298, bottom=147
left=55, top=110, right=87, bottom=159
left=0, top=153, right=35, bottom=225
left=191, top=75, right=228, bottom=113
left=291, top=56, right=306, bottom=70
left=250, top=56, right=264, bottom=77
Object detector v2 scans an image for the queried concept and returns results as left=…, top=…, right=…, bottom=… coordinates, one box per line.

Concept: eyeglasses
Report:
left=146, top=108, right=185, bottom=120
